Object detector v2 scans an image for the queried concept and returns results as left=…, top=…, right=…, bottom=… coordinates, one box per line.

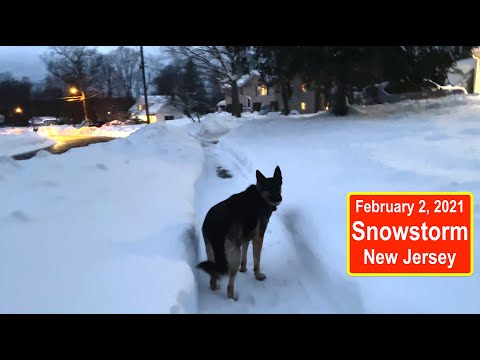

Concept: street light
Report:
left=14, top=106, right=34, bottom=131
left=69, top=87, right=89, bottom=125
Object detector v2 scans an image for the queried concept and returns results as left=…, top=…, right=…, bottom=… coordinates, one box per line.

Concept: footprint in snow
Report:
left=96, top=163, right=108, bottom=171
left=9, top=210, right=33, bottom=223
left=216, top=166, right=232, bottom=179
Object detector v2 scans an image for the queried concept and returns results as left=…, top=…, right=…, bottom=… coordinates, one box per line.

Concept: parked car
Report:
left=28, top=116, right=60, bottom=126
left=258, top=104, right=271, bottom=115
left=360, top=80, right=467, bottom=106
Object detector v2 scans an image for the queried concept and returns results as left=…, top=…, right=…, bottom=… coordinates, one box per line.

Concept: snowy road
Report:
left=192, top=131, right=364, bottom=313
left=47, top=135, right=115, bottom=155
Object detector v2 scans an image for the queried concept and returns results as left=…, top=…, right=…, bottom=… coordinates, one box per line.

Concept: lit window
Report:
left=301, top=83, right=307, bottom=93
left=258, top=85, right=268, bottom=96
left=138, top=104, right=143, bottom=110
left=301, top=102, right=306, bottom=110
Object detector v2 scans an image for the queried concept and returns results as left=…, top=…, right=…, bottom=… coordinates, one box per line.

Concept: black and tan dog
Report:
left=197, top=166, right=283, bottom=300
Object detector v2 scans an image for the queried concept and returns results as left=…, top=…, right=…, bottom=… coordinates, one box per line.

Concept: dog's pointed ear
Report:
left=274, top=166, right=282, bottom=179
left=256, top=170, right=266, bottom=183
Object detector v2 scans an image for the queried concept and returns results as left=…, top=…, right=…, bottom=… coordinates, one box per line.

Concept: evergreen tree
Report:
left=300, top=46, right=477, bottom=116
left=175, top=59, right=210, bottom=121
left=153, top=64, right=180, bottom=97
left=0, top=72, right=32, bottom=126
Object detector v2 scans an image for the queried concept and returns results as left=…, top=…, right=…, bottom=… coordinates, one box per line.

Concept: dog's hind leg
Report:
left=225, top=224, right=242, bottom=301
left=240, top=242, right=249, bottom=272
left=226, top=243, right=241, bottom=300
left=227, top=268, right=239, bottom=301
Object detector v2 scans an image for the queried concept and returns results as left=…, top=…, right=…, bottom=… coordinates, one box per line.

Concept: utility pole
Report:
left=140, top=46, right=150, bottom=124
left=68, top=87, right=89, bottom=126
left=80, top=91, right=89, bottom=125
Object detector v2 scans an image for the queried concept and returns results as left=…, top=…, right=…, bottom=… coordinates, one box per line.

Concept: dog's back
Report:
left=197, top=166, right=282, bottom=300
left=200, top=185, right=263, bottom=275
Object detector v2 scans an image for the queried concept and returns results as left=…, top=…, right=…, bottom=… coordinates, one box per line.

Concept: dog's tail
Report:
left=196, top=260, right=227, bottom=277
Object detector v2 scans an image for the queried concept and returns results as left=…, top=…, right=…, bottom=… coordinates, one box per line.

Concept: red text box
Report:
left=347, top=192, right=473, bottom=276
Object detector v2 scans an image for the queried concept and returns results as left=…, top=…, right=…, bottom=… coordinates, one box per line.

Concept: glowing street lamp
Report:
left=14, top=106, right=23, bottom=114
left=69, top=86, right=89, bottom=125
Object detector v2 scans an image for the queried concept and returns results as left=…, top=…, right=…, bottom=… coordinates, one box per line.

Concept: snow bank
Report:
left=0, top=124, right=144, bottom=159
left=0, top=122, right=203, bottom=313
left=91, top=124, right=146, bottom=138
left=0, top=128, right=56, bottom=157
left=167, top=112, right=254, bottom=141
left=38, top=124, right=145, bottom=138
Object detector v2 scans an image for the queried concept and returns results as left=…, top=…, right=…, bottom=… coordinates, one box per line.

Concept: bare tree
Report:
left=129, top=51, right=164, bottom=98
left=41, top=46, right=102, bottom=93
left=170, top=46, right=250, bottom=117
left=97, top=53, right=117, bottom=98
left=109, top=46, right=141, bottom=100
left=144, top=53, right=162, bottom=91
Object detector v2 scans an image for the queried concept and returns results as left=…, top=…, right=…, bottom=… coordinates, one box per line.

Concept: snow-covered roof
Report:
left=237, top=70, right=261, bottom=87
left=222, top=70, right=262, bottom=89
left=129, top=95, right=176, bottom=113
left=134, top=99, right=183, bottom=117
left=137, top=95, right=172, bottom=106
left=149, top=101, right=176, bottom=113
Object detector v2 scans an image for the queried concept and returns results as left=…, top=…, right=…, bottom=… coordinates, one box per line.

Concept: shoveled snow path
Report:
left=192, top=132, right=364, bottom=313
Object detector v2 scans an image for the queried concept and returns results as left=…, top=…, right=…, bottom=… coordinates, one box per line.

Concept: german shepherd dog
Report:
left=197, top=166, right=283, bottom=300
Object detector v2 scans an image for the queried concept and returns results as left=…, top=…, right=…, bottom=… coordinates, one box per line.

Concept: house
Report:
left=129, top=95, right=185, bottom=123
left=446, top=49, right=480, bottom=94
left=221, top=71, right=319, bottom=114
left=287, top=76, right=317, bottom=114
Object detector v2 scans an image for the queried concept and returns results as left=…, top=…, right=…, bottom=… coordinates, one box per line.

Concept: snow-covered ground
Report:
left=2, top=94, right=480, bottom=313
left=196, top=95, right=480, bottom=313
left=0, top=123, right=203, bottom=313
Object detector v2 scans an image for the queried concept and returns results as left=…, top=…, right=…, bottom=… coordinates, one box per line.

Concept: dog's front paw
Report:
left=239, top=265, right=247, bottom=272
left=254, top=272, right=266, bottom=281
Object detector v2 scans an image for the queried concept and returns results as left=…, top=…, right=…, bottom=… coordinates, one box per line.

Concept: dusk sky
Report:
left=0, top=46, right=164, bottom=82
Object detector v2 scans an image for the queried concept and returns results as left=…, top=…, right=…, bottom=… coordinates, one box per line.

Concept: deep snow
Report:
left=0, top=123, right=202, bottom=313
left=2, top=94, right=480, bottom=313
